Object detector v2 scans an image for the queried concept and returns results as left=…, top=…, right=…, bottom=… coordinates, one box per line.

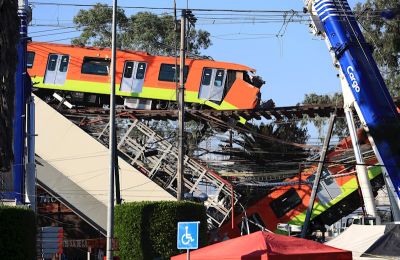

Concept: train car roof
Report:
left=29, top=41, right=256, bottom=73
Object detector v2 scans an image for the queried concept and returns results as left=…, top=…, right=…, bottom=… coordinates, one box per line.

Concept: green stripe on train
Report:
left=287, top=165, right=382, bottom=226
left=33, top=77, right=238, bottom=111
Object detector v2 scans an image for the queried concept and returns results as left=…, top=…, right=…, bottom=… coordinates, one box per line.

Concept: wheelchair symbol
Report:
left=181, top=226, right=194, bottom=245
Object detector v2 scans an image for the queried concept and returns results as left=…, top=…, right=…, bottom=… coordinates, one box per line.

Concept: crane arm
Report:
left=305, top=0, right=400, bottom=201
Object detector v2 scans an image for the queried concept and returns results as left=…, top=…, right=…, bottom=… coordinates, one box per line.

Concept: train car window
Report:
left=59, top=55, right=70, bottom=72
left=123, top=61, right=134, bottom=78
left=136, top=62, right=147, bottom=80
left=270, top=188, right=302, bottom=218
left=47, top=54, right=58, bottom=71
left=214, top=69, right=225, bottom=87
left=27, top=51, right=35, bottom=68
left=81, top=57, right=110, bottom=76
left=201, top=68, right=212, bottom=85
left=158, top=64, right=188, bottom=82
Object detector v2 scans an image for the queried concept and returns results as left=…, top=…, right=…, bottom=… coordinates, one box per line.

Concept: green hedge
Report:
left=115, top=201, right=207, bottom=260
left=0, top=206, right=36, bottom=260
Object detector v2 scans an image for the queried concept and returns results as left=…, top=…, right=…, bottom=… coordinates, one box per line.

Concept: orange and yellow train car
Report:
left=27, top=42, right=264, bottom=110
left=217, top=131, right=384, bottom=240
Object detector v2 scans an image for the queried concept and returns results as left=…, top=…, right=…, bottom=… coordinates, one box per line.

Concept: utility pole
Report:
left=177, top=10, right=187, bottom=201
left=26, top=95, right=36, bottom=212
left=106, top=0, right=117, bottom=259
left=177, top=9, right=196, bottom=201
left=13, top=0, right=29, bottom=204
left=301, top=114, right=336, bottom=238
left=16, top=0, right=36, bottom=211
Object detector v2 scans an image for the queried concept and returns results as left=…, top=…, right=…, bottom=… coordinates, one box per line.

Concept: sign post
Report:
left=177, top=221, right=200, bottom=260
left=40, top=227, right=64, bottom=259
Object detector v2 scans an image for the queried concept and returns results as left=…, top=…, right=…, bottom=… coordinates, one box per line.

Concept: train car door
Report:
left=306, top=170, right=342, bottom=205
left=320, top=170, right=342, bottom=200
left=199, top=68, right=226, bottom=102
left=209, top=69, right=226, bottom=101
left=120, top=61, right=147, bottom=93
left=44, top=54, right=69, bottom=85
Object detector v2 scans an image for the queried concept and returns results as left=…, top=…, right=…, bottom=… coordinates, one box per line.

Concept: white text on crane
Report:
left=346, top=66, right=361, bottom=93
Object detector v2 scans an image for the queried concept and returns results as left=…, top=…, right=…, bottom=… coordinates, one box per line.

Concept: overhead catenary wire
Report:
left=32, top=29, right=82, bottom=38
left=27, top=7, right=400, bottom=43
left=30, top=26, right=77, bottom=34
left=28, top=3, right=398, bottom=28
left=29, top=2, right=393, bottom=16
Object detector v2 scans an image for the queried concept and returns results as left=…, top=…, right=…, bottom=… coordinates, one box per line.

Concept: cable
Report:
left=32, top=29, right=82, bottom=38
left=29, top=2, right=393, bottom=16
left=30, top=2, right=304, bottom=13
left=29, top=2, right=393, bottom=18
left=30, top=26, right=76, bottom=34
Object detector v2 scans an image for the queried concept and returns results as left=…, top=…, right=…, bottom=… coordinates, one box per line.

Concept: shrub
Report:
left=115, top=201, right=207, bottom=260
left=0, top=206, right=36, bottom=260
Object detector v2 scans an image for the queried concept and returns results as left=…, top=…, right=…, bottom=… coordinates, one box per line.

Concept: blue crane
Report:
left=306, top=0, right=400, bottom=206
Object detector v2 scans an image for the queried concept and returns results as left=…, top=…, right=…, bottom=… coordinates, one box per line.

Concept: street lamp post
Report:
left=106, top=0, right=117, bottom=259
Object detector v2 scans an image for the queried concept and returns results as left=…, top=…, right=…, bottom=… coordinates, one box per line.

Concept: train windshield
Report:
left=244, top=71, right=264, bottom=88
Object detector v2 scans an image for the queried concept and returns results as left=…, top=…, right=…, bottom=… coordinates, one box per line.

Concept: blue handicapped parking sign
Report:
left=177, top=221, right=200, bottom=250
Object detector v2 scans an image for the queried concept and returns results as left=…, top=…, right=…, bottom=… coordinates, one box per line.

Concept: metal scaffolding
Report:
left=93, top=115, right=239, bottom=229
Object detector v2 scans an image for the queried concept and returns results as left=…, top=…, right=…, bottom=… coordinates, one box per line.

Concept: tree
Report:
left=355, top=0, right=400, bottom=96
left=72, top=4, right=213, bottom=171
left=72, top=4, right=211, bottom=56
left=0, top=0, right=19, bottom=172
left=302, top=93, right=349, bottom=138
left=72, top=4, right=128, bottom=48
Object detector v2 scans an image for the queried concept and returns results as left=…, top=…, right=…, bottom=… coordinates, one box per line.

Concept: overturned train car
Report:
left=218, top=131, right=385, bottom=239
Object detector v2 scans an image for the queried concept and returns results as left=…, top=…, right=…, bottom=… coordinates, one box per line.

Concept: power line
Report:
left=30, top=26, right=76, bottom=34
left=29, top=2, right=393, bottom=18
left=30, top=2, right=304, bottom=13
left=32, top=29, right=81, bottom=38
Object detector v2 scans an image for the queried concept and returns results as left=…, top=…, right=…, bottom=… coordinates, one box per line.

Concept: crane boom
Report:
left=306, top=0, right=400, bottom=200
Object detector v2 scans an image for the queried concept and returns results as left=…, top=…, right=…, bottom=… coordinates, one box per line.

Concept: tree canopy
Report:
left=72, top=4, right=211, bottom=56
left=355, top=0, right=400, bottom=96
left=0, top=0, right=18, bottom=171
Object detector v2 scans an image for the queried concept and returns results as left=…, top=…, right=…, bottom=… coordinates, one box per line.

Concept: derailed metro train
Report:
left=218, top=130, right=385, bottom=240
left=27, top=42, right=264, bottom=110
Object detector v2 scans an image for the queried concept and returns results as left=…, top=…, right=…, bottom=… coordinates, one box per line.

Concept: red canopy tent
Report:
left=171, top=231, right=352, bottom=260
